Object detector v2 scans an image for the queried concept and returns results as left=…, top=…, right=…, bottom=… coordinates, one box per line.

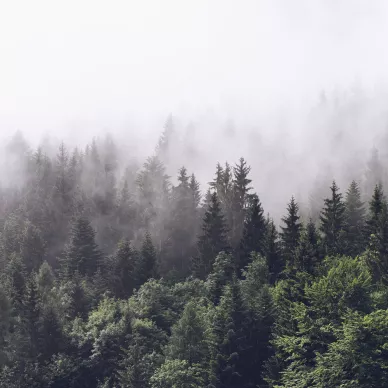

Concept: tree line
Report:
left=0, top=128, right=388, bottom=387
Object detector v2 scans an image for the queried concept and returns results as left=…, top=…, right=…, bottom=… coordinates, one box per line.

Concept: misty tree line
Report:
left=1, top=121, right=388, bottom=387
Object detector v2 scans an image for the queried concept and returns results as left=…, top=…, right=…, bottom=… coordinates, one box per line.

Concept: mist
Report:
left=2, top=0, right=388, bottom=219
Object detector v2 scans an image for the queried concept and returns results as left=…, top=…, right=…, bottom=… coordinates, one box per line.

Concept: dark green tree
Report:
left=366, top=183, right=385, bottom=238
left=320, top=181, right=346, bottom=255
left=280, top=196, right=302, bottom=270
left=295, top=220, right=320, bottom=274
left=193, top=192, right=229, bottom=280
left=345, top=180, right=366, bottom=256
left=136, top=232, right=158, bottom=287
left=238, top=194, right=266, bottom=273
left=231, top=157, right=252, bottom=247
left=265, top=218, right=283, bottom=284
left=60, top=216, right=103, bottom=279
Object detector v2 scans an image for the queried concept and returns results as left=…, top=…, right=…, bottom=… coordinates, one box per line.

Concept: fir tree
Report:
left=320, top=181, right=346, bottom=255
left=295, top=220, right=320, bottom=274
left=345, top=180, right=366, bottom=256
left=110, top=239, right=138, bottom=299
left=60, top=216, right=102, bottom=279
left=366, top=184, right=385, bottom=238
left=193, top=192, right=229, bottom=280
left=231, top=157, right=252, bottom=247
left=136, top=232, right=158, bottom=287
left=265, top=218, right=283, bottom=284
left=280, top=196, right=302, bottom=269
left=238, top=194, right=266, bottom=273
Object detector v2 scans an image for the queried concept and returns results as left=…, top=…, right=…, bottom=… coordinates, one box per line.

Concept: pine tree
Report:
left=238, top=194, right=266, bottom=273
left=136, top=232, right=158, bottom=287
left=110, top=239, right=138, bottom=298
left=295, top=220, right=320, bottom=274
left=280, top=196, right=302, bottom=269
left=165, top=167, right=197, bottom=277
left=60, top=216, right=103, bottom=279
left=193, top=192, right=229, bottom=279
left=345, top=180, right=366, bottom=256
left=212, top=279, right=247, bottom=388
left=366, top=184, right=385, bottom=238
left=265, top=218, right=283, bottom=284
left=320, top=181, right=346, bottom=255
left=231, top=157, right=252, bottom=247
left=22, top=274, right=41, bottom=359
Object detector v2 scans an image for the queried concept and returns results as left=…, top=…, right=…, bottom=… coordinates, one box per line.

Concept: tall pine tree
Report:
left=320, top=181, right=346, bottom=256
left=193, top=192, right=229, bottom=280
left=280, top=196, right=302, bottom=270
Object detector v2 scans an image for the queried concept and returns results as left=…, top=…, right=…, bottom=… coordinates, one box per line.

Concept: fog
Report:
left=2, top=0, right=388, bottom=220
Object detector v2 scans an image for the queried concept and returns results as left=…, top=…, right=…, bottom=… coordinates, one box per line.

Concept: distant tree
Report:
left=320, top=181, right=346, bottom=255
left=295, top=220, right=320, bottom=274
left=231, top=157, right=252, bottom=247
left=136, top=232, right=158, bottom=287
left=280, top=196, right=302, bottom=270
left=109, top=239, right=138, bottom=298
left=238, top=194, right=266, bottom=273
left=345, top=180, right=366, bottom=256
left=265, top=218, right=283, bottom=284
left=366, top=184, right=385, bottom=238
left=193, top=192, right=230, bottom=279
left=60, top=216, right=103, bottom=279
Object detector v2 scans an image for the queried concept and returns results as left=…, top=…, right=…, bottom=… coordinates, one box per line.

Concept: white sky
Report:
left=1, top=0, right=388, bottom=144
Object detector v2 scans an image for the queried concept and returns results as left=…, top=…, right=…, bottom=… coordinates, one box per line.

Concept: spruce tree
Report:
left=295, top=220, right=320, bottom=274
left=280, top=196, right=302, bottom=269
left=231, top=157, right=252, bottom=247
left=366, top=184, right=385, bottom=238
left=212, top=279, right=247, bottom=388
left=238, top=194, right=266, bottom=273
left=136, top=232, right=158, bottom=287
left=110, top=239, right=138, bottom=298
left=345, top=180, right=366, bottom=256
left=265, top=218, right=283, bottom=284
left=193, top=192, right=229, bottom=279
left=320, top=181, right=346, bottom=256
left=60, top=216, right=102, bottom=279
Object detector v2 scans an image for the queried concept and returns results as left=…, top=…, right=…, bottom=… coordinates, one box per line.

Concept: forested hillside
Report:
left=1, top=125, right=388, bottom=388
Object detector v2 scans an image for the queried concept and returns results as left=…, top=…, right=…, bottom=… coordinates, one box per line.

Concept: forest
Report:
left=1, top=117, right=388, bottom=388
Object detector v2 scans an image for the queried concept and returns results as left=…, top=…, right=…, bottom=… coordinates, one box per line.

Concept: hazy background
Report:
left=1, top=0, right=388, bottom=220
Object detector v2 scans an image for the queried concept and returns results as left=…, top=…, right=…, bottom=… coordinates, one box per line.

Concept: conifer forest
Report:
left=1, top=114, right=388, bottom=388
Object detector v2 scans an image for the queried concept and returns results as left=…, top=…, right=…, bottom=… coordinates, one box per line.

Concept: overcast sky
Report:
left=1, top=0, right=388, bottom=145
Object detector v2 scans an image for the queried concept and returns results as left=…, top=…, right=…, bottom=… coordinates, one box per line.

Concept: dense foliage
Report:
left=1, top=126, right=388, bottom=387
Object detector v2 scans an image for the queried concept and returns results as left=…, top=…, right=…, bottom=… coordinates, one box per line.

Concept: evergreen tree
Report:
left=280, top=196, right=302, bottom=269
left=345, top=180, right=366, bottom=256
left=231, top=157, right=252, bottom=247
left=136, top=232, right=158, bottom=287
left=295, top=219, right=320, bottom=274
left=265, top=218, right=283, bottom=284
left=366, top=183, right=385, bottom=238
left=110, top=239, right=138, bottom=299
left=320, top=181, right=346, bottom=255
left=60, top=216, right=102, bottom=279
left=193, top=192, right=229, bottom=280
left=211, top=279, right=247, bottom=388
left=238, top=194, right=266, bottom=274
